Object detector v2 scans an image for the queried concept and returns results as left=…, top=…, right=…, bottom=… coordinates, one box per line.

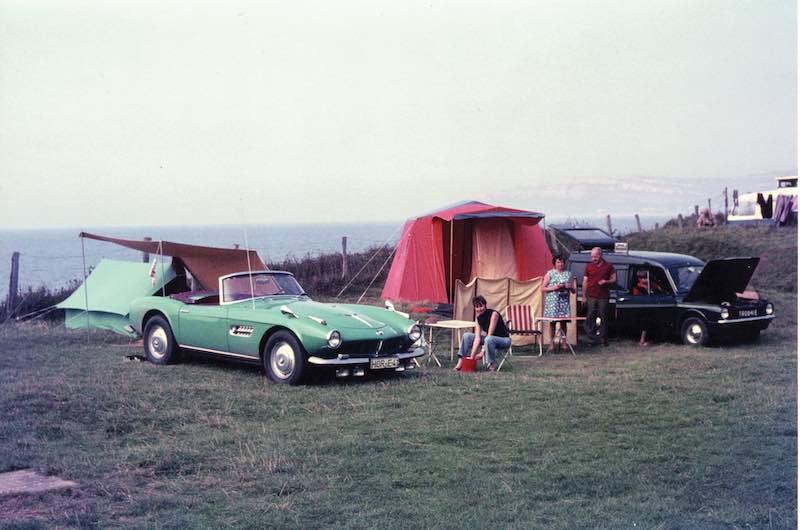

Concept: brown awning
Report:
left=79, top=232, right=267, bottom=291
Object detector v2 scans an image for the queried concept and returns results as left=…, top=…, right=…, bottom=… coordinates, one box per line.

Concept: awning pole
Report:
left=80, top=233, right=90, bottom=344
left=243, top=225, right=255, bottom=310
left=159, top=240, right=166, bottom=297
left=449, top=221, right=454, bottom=303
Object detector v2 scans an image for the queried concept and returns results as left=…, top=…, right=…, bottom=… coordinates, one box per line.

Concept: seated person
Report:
left=631, top=271, right=664, bottom=296
left=454, top=295, right=511, bottom=372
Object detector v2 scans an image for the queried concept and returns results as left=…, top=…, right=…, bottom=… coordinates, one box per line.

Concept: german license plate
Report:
left=370, top=357, right=399, bottom=369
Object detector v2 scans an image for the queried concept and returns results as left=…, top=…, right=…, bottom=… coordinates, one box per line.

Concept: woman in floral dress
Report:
left=542, top=255, right=574, bottom=352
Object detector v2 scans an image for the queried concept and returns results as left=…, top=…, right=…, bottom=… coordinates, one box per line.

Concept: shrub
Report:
left=0, top=281, right=79, bottom=322
left=267, top=245, right=395, bottom=299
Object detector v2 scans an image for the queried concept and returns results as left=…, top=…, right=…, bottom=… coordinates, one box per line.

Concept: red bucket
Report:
left=460, top=356, right=477, bottom=372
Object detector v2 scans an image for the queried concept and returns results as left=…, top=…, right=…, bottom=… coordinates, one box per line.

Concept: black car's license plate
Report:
left=370, top=357, right=399, bottom=369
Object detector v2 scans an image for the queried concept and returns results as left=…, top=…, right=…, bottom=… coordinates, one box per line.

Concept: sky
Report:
left=0, top=0, right=796, bottom=229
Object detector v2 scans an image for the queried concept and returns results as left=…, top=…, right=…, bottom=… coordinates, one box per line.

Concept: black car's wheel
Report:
left=681, top=316, right=709, bottom=346
left=143, top=315, right=179, bottom=364
left=263, top=331, right=307, bottom=385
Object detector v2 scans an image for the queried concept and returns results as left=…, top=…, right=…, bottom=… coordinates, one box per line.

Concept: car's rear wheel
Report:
left=143, top=315, right=180, bottom=364
left=263, top=331, right=306, bottom=385
left=681, top=316, right=709, bottom=346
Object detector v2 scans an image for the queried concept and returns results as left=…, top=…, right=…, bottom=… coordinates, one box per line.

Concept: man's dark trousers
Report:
left=584, top=297, right=609, bottom=345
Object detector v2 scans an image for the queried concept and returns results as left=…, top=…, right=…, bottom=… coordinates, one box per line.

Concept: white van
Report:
left=727, top=176, right=797, bottom=224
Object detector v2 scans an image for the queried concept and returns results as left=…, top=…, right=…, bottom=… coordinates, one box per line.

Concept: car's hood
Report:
left=683, top=257, right=760, bottom=304
left=261, top=299, right=390, bottom=330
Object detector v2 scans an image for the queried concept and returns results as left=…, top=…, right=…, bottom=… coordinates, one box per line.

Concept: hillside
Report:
left=622, top=225, right=797, bottom=292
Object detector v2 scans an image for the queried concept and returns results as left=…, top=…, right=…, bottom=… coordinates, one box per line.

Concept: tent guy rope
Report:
left=356, top=244, right=397, bottom=304
left=336, top=223, right=403, bottom=299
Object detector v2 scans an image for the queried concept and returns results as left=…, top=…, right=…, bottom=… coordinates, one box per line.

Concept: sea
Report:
left=0, top=215, right=667, bottom=297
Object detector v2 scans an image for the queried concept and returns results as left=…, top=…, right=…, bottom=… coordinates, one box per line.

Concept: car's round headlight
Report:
left=327, top=330, right=342, bottom=348
left=407, top=324, right=422, bottom=342
left=720, top=308, right=729, bottom=319
left=766, top=303, right=774, bottom=315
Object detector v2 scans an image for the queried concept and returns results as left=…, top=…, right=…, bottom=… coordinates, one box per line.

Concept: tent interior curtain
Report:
left=470, top=219, right=518, bottom=280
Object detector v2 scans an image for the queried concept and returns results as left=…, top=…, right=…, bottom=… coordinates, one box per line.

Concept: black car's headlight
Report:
left=407, top=324, right=422, bottom=342
left=327, top=330, right=342, bottom=348
left=766, top=303, right=774, bottom=315
left=720, top=308, right=729, bottom=319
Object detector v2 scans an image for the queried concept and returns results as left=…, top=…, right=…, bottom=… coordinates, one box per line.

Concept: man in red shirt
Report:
left=582, top=247, right=617, bottom=346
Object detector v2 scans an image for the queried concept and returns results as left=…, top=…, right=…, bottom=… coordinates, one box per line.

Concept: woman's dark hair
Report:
left=552, top=255, right=564, bottom=265
left=472, top=295, right=487, bottom=307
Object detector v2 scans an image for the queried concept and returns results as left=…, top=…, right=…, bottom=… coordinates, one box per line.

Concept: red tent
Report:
left=381, top=201, right=553, bottom=303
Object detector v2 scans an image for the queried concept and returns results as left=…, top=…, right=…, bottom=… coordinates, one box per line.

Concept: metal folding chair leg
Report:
left=496, top=344, right=512, bottom=371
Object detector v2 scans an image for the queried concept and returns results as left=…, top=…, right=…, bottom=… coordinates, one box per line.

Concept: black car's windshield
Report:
left=222, top=273, right=306, bottom=303
left=669, top=265, right=704, bottom=292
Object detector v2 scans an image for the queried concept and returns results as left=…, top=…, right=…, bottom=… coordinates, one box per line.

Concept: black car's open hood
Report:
left=684, top=257, right=760, bottom=304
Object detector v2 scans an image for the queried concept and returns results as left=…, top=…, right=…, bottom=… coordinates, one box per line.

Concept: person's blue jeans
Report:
left=458, top=332, right=512, bottom=365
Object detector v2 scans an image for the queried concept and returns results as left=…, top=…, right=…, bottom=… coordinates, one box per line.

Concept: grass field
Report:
left=1, top=225, right=797, bottom=528
left=0, top=287, right=796, bottom=528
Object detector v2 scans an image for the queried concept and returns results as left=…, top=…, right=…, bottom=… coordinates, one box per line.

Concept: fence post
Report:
left=694, top=205, right=699, bottom=217
left=341, top=236, right=349, bottom=279
left=7, top=252, right=19, bottom=312
left=606, top=215, right=613, bottom=235
left=635, top=214, right=642, bottom=232
left=142, top=236, right=152, bottom=263
left=723, top=187, right=729, bottom=225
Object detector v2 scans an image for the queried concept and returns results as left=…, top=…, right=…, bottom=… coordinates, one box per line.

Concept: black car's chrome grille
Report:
left=343, top=337, right=407, bottom=357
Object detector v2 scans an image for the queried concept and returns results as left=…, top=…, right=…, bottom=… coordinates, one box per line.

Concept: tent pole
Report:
left=449, top=221, right=454, bottom=303
left=80, top=233, right=90, bottom=344
left=243, top=225, right=255, bottom=310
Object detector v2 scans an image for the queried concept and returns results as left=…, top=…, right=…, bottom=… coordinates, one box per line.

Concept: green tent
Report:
left=57, top=259, right=176, bottom=336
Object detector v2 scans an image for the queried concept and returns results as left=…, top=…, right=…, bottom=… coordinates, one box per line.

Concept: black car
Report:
left=568, top=250, right=774, bottom=345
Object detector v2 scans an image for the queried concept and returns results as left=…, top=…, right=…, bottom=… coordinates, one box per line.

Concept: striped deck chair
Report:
left=500, top=304, right=543, bottom=369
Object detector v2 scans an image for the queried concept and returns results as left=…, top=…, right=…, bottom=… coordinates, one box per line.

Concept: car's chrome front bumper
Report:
left=307, top=347, right=425, bottom=367
left=716, top=315, right=774, bottom=325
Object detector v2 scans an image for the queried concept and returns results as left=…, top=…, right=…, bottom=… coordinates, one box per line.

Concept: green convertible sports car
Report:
left=128, top=271, right=424, bottom=384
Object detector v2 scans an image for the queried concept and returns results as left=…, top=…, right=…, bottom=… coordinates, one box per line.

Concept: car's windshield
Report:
left=669, top=265, right=704, bottom=292
left=222, top=273, right=306, bottom=303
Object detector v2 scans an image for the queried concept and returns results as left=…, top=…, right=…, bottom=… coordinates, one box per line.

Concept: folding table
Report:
left=423, top=319, right=475, bottom=366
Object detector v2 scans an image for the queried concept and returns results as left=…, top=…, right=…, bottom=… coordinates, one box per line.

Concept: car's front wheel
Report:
left=143, top=315, right=180, bottom=364
left=263, top=331, right=306, bottom=385
left=681, top=316, right=709, bottom=347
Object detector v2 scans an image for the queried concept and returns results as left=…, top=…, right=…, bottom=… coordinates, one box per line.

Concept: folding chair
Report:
left=494, top=304, right=543, bottom=371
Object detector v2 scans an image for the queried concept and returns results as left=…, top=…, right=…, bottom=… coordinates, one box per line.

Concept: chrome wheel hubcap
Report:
left=270, top=341, right=296, bottom=379
left=686, top=323, right=704, bottom=344
left=148, top=326, right=168, bottom=359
